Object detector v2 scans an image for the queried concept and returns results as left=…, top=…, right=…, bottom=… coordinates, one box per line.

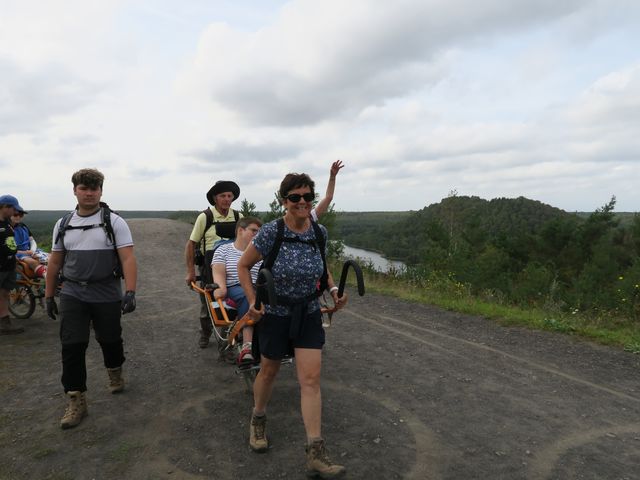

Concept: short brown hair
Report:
left=71, top=168, right=104, bottom=189
left=236, top=216, right=262, bottom=233
left=278, top=173, right=315, bottom=201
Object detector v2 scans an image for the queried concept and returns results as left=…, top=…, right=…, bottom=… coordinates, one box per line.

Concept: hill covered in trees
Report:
left=336, top=195, right=640, bottom=318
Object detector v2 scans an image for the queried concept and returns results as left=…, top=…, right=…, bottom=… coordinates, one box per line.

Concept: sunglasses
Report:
left=284, top=193, right=314, bottom=203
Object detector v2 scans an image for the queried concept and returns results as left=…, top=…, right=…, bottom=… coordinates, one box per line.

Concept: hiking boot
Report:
left=0, top=316, right=24, bottom=335
left=305, top=438, right=346, bottom=478
left=198, top=330, right=211, bottom=348
left=238, top=342, right=254, bottom=364
left=107, top=367, right=125, bottom=393
left=249, top=413, right=268, bottom=452
left=60, top=391, right=87, bottom=429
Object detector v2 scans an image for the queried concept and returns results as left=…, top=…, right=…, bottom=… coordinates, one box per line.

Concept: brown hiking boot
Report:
left=60, top=391, right=88, bottom=429
left=107, top=367, right=125, bottom=393
left=0, top=316, right=24, bottom=335
left=305, top=439, right=345, bottom=478
left=249, top=413, right=268, bottom=452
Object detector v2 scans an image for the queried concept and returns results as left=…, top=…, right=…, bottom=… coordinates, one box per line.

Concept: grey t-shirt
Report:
left=52, top=209, right=133, bottom=302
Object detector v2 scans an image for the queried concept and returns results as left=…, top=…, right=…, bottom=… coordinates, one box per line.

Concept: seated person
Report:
left=212, top=217, right=263, bottom=363
left=11, top=208, right=47, bottom=278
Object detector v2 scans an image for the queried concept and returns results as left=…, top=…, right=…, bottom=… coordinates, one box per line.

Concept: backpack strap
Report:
left=199, top=208, right=240, bottom=251
left=54, top=210, right=75, bottom=247
left=56, top=202, right=123, bottom=281
left=262, top=218, right=328, bottom=297
left=262, top=218, right=286, bottom=272
left=310, top=220, right=328, bottom=294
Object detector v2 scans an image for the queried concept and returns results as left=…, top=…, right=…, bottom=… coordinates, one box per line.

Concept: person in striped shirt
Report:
left=211, top=217, right=263, bottom=363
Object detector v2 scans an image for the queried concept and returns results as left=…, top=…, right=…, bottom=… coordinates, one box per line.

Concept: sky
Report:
left=1, top=0, right=639, bottom=213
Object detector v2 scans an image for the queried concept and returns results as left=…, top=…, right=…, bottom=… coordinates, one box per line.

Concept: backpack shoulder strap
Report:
left=54, top=210, right=76, bottom=247
left=198, top=207, right=214, bottom=253
left=203, top=208, right=214, bottom=235
left=100, top=202, right=117, bottom=246
left=263, top=218, right=285, bottom=272
left=310, top=221, right=328, bottom=294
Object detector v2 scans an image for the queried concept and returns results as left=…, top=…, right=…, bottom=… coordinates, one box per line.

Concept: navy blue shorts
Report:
left=258, top=309, right=325, bottom=360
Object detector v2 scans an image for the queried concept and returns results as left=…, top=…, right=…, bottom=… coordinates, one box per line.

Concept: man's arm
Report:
left=45, top=251, right=64, bottom=297
left=313, top=160, right=344, bottom=218
left=185, top=239, right=197, bottom=285
left=117, top=246, right=137, bottom=293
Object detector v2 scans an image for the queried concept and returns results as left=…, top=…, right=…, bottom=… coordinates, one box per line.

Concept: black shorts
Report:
left=59, top=294, right=122, bottom=345
left=258, top=309, right=325, bottom=360
left=0, top=270, right=17, bottom=291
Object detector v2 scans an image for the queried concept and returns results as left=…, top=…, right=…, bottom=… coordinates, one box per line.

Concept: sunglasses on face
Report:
left=284, top=193, right=314, bottom=203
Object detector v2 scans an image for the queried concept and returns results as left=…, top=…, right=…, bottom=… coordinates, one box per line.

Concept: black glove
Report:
left=121, top=290, right=136, bottom=314
left=46, top=297, right=58, bottom=320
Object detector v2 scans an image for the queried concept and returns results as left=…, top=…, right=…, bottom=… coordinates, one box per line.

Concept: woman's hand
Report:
left=215, top=287, right=227, bottom=300
left=331, top=290, right=348, bottom=310
left=247, top=304, right=264, bottom=323
left=330, top=160, right=344, bottom=178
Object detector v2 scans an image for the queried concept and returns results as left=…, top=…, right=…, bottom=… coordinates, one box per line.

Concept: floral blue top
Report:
left=253, top=219, right=327, bottom=316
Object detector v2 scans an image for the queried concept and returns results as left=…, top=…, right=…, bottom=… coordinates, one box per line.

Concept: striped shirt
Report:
left=212, top=242, right=260, bottom=286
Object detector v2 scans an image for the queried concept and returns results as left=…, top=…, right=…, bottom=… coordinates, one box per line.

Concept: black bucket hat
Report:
left=206, top=181, right=240, bottom=205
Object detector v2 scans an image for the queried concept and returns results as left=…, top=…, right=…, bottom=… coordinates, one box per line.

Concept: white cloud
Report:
left=184, top=0, right=591, bottom=126
left=1, top=0, right=639, bottom=213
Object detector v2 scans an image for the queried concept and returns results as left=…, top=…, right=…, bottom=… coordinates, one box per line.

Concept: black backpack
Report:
left=55, top=201, right=123, bottom=280
left=194, top=208, right=240, bottom=283
left=261, top=218, right=328, bottom=303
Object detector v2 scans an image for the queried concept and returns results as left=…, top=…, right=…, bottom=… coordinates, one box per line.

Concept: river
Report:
left=341, top=244, right=405, bottom=273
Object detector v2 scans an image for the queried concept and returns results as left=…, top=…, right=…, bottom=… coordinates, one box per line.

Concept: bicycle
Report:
left=8, top=260, right=47, bottom=319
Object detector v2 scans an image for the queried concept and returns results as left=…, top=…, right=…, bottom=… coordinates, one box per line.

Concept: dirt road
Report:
left=1, top=218, right=639, bottom=479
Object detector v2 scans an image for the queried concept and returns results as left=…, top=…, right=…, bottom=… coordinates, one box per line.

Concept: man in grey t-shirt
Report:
left=45, top=168, right=138, bottom=430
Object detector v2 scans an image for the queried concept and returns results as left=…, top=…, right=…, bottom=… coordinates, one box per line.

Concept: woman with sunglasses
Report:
left=238, top=172, right=347, bottom=478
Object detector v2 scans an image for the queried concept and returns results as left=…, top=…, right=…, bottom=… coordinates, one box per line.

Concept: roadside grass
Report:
left=332, top=260, right=640, bottom=353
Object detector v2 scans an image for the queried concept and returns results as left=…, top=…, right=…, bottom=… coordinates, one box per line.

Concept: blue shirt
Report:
left=253, top=219, right=327, bottom=316
left=13, top=223, right=31, bottom=251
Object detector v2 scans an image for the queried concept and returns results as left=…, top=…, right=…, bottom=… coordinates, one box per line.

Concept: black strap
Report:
left=262, top=218, right=328, bottom=299
left=55, top=202, right=122, bottom=282
left=199, top=208, right=239, bottom=253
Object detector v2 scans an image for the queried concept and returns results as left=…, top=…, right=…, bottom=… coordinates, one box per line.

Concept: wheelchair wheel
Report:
left=9, top=286, right=36, bottom=319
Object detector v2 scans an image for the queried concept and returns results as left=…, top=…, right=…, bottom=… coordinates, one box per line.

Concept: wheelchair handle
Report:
left=337, top=260, right=365, bottom=297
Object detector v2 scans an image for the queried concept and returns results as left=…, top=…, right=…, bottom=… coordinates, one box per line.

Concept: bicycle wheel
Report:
left=9, top=286, right=36, bottom=319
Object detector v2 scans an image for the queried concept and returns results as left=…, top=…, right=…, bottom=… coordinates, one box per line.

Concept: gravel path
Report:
left=1, top=218, right=639, bottom=479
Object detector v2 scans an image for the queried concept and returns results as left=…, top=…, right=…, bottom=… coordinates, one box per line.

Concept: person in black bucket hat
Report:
left=207, top=180, right=240, bottom=206
left=185, top=180, right=243, bottom=349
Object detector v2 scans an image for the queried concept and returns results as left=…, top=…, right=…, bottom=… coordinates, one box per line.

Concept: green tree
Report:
left=263, top=192, right=284, bottom=223
left=239, top=198, right=258, bottom=217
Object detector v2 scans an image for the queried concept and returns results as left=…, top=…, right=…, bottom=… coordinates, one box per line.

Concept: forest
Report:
left=335, top=195, right=640, bottom=319
left=20, top=196, right=640, bottom=321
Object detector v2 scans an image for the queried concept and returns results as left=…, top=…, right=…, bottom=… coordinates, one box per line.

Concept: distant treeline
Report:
left=22, top=200, right=640, bottom=319
left=335, top=196, right=640, bottom=318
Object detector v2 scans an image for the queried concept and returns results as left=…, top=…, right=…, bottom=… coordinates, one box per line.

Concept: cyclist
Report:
left=11, top=207, right=48, bottom=278
left=0, top=194, right=25, bottom=335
